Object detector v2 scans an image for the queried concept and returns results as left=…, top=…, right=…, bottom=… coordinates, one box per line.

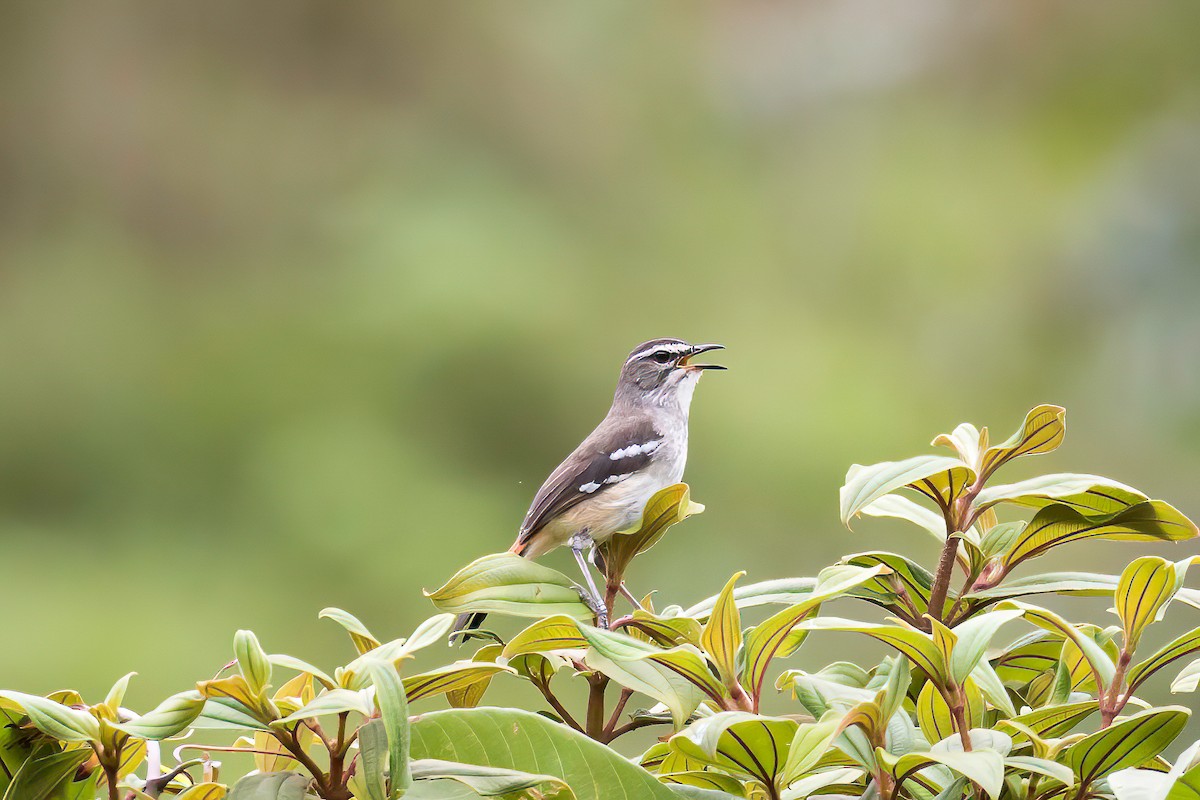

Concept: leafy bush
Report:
left=4, top=404, right=1200, bottom=800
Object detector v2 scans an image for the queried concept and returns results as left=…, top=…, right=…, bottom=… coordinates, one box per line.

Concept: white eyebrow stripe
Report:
left=609, top=440, right=662, bottom=460
left=628, top=343, right=691, bottom=362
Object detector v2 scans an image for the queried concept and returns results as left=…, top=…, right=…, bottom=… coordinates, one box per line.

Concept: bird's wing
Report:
left=514, top=415, right=662, bottom=548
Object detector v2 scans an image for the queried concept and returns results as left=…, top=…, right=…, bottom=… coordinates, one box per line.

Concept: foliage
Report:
left=3, top=405, right=1199, bottom=799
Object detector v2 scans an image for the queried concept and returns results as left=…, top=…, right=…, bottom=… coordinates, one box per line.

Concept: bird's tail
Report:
left=450, top=540, right=529, bottom=644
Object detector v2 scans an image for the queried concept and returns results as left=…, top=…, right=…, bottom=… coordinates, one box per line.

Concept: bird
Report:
left=453, top=337, right=725, bottom=639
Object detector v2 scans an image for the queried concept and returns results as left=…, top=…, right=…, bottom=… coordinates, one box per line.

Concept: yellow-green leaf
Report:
left=798, top=617, right=946, bottom=685
left=978, top=404, right=1065, bottom=479
left=425, top=553, right=593, bottom=622
left=0, top=691, right=101, bottom=743
left=1064, top=707, right=1189, bottom=789
left=840, top=455, right=972, bottom=528
left=318, top=608, right=381, bottom=655
left=1003, top=501, right=1198, bottom=569
left=234, top=630, right=272, bottom=695
left=112, top=690, right=206, bottom=740
left=403, top=662, right=514, bottom=703
left=1117, top=556, right=1177, bottom=651
left=501, top=615, right=587, bottom=659
left=599, top=483, right=704, bottom=581
left=701, top=571, right=745, bottom=686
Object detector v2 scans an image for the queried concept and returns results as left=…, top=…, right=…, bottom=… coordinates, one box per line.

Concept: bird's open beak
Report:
left=679, top=343, right=726, bottom=371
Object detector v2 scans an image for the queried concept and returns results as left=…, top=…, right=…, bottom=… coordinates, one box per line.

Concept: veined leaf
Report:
left=175, top=784, right=227, bottom=800
left=624, top=610, right=703, bottom=648
left=318, top=608, right=381, bottom=655
left=1004, top=755, right=1075, bottom=786
left=946, top=608, right=1023, bottom=684
left=403, top=662, right=514, bottom=703
left=781, top=713, right=843, bottom=785
left=1002, top=501, right=1197, bottom=569
left=978, top=404, right=1065, bottom=479
left=798, top=618, right=946, bottom=685
left=599, top=483, right=704, bottom=581
left=1117, top=556, right=1178, bottom=651
left=354, top=718, right=388, bottom=800
left=447, top=644, right=504, bottom=709
left=841, top=456, right=972, bottom=527
left=0, top=692, right=101, bottom=743
left=975, top=474, right=1146, bottom=513
left=111, top=690, right=206, bottom=740
left=1129, top=627, right=1200, bottom=693
left=1011, top=601, right=1117, bottom=688
left=1064, top=707, right=1189, bottom=789
left=578, top=625, right=720, bottom=726
left=194, top=696, right=272, bottom=731
left=670, top=712, right=799, bottom=787
left=742, top=564, right=887, bottom=701
left=1, top=748, right=91, bottom=800
left=426, top=554, right=593, bottom=622
left=701, top=572, right=745, bottom=686
left=883, top=747, right=1005, bottom=799
left=103, top=672, right=135, bottom=713
left=410, top=707, right=681, bottom=800
left=996, top=701, right=1098, bottom=740
left=843, top=552, right=934, bottom=613
left=916, top=679, right=983, bottom=743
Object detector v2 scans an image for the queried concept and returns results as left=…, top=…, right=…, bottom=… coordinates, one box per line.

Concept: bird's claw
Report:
left=576, top=585, right=609, bottom=629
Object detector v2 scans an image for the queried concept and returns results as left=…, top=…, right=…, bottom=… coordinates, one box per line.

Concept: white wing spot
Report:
left=579, top=481, right=601, bottom=493
left=609, top=440, right=662, bottom=460
left=605, top=473, right=632, bottom=485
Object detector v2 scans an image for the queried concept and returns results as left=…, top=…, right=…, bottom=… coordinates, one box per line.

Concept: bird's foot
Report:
left=576, top=584, right=609, bottom=629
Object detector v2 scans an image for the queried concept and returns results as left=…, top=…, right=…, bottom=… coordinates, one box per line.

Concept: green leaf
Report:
left=781, top=713, right=844, bottom=785
left=1010, top=601, right=1116, bottom=687
left=0, top=692, right=100, bottom=743
left=1117, top=556, right=1178, bottom=651
left=975, top=473, right=1146, bottom=513
left=267, top=654, right=336, bottom=690
left=859, top=494, right=947, bottom=542
left=447, top=644, right=504, bottom=709
left=967, top=572, right=1119, bottom=601
left=843, top=552, right=934, bottom=613
left=365, top=657, right=412, bottom=796
left=426, top=554, right=593, bottom=622
left=502, top=616, right=587, bottom=658
left=1064, top=707, right=1189, bottom=788
left=275, top=688, right=372, bottom=723
left=997, top=701, right=1098, bottom=740
left=1171, top=658, right=1200, bottom=693
left=235, top=630, right=273, bottom=694
left=1004, top=755, right=1075, bottom=786
left=840, top=455, right=972, bottom=528
left=1, top=748, right=90, bottom=800
left=103, top=672, right=135, bottom=712
left=111, top=690, right=206, bottom=740
left=355, top=718, right=389, bottom=800
left=227, top=772, right=308, bottom=800
left=1002, top=501, right=1198, bottom=569
left=599, top=483, right=704, bottom=581
left=403, top=663, right=514, bottom=703
left=1129, top=627, right=1200, bottom=692
left=410, top=759, right=574, bottom=799
left=701, top=572, right=744, bottom=686
left=916, top=679, right=983, bottom=743
left=932, top=422, right=987, bottom=470
left=946, top=608, right=1023, bottom=684
left=741, top=564, right=887, bottom=700
left=797, top=618, right=946, bottom=685
left=670, top=712, right=799, bottom=787
left=194, top=696, right=271, bottom=731
left=684, top=578, right=816, bottom=618
left=885, top=747, right=1006, bottom=799
left=978, top=404, right=1066, bottom=479
left=318, top=607, right=381, bottom=654
left=578, top=625, right=721, bottom=727
left=410, top=707, right=681, bottom=800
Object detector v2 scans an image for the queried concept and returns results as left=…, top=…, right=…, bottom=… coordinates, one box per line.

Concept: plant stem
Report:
left=603, top=689, right=633, bottom=738
left=586, top=674, right=609, bottom=740
left=533, top=678, right=583, bottom=732
left=927, top=535, right=961, bottom=628
left=1100, top=650, right=1132, bottom=728
left=277, top=727, right=334, bottom=798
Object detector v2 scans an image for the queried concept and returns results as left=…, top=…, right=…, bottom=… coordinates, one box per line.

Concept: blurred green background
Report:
left=2, top=1, right=1200, bottom=732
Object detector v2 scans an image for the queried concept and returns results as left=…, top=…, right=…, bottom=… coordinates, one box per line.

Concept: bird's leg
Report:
left=569, top=530, right=608, bottom=628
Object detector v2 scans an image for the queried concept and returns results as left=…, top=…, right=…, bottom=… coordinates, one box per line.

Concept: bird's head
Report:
left=615, top=338, right=725, bottom=409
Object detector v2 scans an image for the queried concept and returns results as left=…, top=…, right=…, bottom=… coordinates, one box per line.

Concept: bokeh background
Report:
left=3, top=0, right=1200, bottom=743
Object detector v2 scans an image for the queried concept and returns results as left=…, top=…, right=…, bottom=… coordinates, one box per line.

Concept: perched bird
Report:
left=453, top=337, right=724, bottom=638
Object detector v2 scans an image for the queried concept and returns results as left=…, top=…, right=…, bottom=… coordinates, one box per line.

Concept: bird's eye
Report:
left=652, top=351, right=673, bottom=364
